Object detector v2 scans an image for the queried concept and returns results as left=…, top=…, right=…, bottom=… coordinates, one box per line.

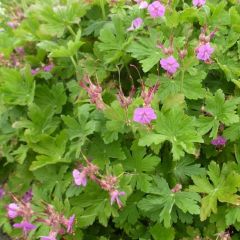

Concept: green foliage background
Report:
left=0, top=0, right=240, bottom=239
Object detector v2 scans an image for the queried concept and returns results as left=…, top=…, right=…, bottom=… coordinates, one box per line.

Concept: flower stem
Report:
left=99, top=0, right=106, bottom=19
left=70, top=56, right=77, bottom=69
left=67, top=25, right=76, bottom=37
left=180, top=70, right=185, bottom=93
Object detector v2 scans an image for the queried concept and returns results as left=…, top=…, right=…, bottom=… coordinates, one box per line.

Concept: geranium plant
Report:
left=0, top=0, right=240, bottom=239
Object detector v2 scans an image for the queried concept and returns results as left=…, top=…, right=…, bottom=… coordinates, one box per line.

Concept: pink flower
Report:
left=160, top=56, right=180, bottom=75
left=7, top=203, right=20, bottom=219
left=127, top=18, right=143, bottom=31
left=13, top=221, right=36, bottom=234
left=43, top=63, right=54, bottom=72
left=31, top=68, right=40, bottom=75
left=147, top=1, right=165, bottom=18
left=72, top=169, right=87, bottom=186
left=211, top=136, right=227, bottom=147
left=196, top=43, right=214, bottom=61
left=22, top=189, right=33, bottom=203
left=134, top=0, right=148, bottom=8
left=133, top=107, right=157, bottom=124
left=7, top=21, right=19, bottom=28
left=193, top=0, right=206, bottom=7
left=15, top=47, right=25, bottom=56
left=110, top=190, right=125, bottom=208
left=66, top=215, right=75, bottom=233
left=139, top=1, right=148, bottom=8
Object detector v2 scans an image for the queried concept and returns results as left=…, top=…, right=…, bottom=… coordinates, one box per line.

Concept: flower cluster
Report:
left=5, top=190, right=75, bottom=239
left=147, top=1, right=165, bottom=18
left=116, top=85, right=135, bottom=109
left=72, top=160, right=99, bottom=186
left=0, top=47, right=25, bottom=68
left=157, top=36, right=180, bottom=75
left=79, top=75, right=105, bottom=110
left=38, top=204, right=75, bottom=240
left=135, top=0, right=206, bottom=10
left=134, top=0, right=165, bottom=18
left=195, top=26, right=216, bottom=63
left=6, top=7, right=24, bottom=29
left=72, top=159, right=125, bottom=208
left=133, top=82, right=158, bottom=125
left=141, top=81, right=159, bottom=106
left=31, top=62, right=55, bottom=75
left=7, top=194, right=35, bottom=237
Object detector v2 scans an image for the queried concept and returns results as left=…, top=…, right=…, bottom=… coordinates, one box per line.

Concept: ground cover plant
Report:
left=0, top=0, right=240, bottom=239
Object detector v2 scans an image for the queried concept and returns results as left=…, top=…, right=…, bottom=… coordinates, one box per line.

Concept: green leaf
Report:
left=165, top=10, right=179, bottom=28
left=138, top=177, right=200, bottom=227
left=224, top=123, right=240, bottom=141
left=34, top=83, right=67, bottom=114
left=139, top=109, right=203, bottom=160
left=36, top=2, right=87, bottom=37
left=226, top=207, right=240, bottom=225
left=101, top=101, right=127, bottom=144
left=216, top=56, right=240, bottom=81
left=114, top=192, right=143, bottom=226
left=11, top=145, right=28, bottom=164
left=97, top=17, right=130, bottom=64
left=127, top=29, right=164, bottom=72
left=206, top=89, right=240, bottom=124
left=13, top=104, right=60, bottom=139
left=197, top=90, right=240, bottom=138
left=208, top=1, right=229, bottom=26
left=89, top=136, right=126, bottom=168
left=62, top=105, right=96, bottom=139
left=229, top=7, right=240, bottom=33
left=62, top=105, right=97, bottom=156
left=50, top=39, right=84, bottom=58
left=189, top=161, right=240, bottom=221
left=157, top=70, right=206, bottom=101
left=179, top=8, right=198, bottom=23
left=33, top=165, right=70, bottom=200
left=150, top=224, right=175, bottom=240
left=173, top=157, right=206, bottom=182
left=70, top=183, right=118, bottom=227
left=196, top=116, right=218, bottom=137
left=123, top=143, right=160, bottom=192
left=0, top=67, right=35, bottom=106
left=138, top=133, right=167, bottom=146
left=29, top=131, right=69, bottom=170
left=161, top=93, right=185, bottom=111
left=37, top=40, right=59, bottom=51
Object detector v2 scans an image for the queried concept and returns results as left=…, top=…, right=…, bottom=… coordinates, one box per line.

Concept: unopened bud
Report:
left=179, top=49, right=187, bottom=59
left=199, top=33, right=206, bottom=42
left=171, top=184, right=182, bottom=193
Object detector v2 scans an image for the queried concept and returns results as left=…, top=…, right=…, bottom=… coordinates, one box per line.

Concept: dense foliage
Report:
left=0, top=0, right=240, bottom=239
